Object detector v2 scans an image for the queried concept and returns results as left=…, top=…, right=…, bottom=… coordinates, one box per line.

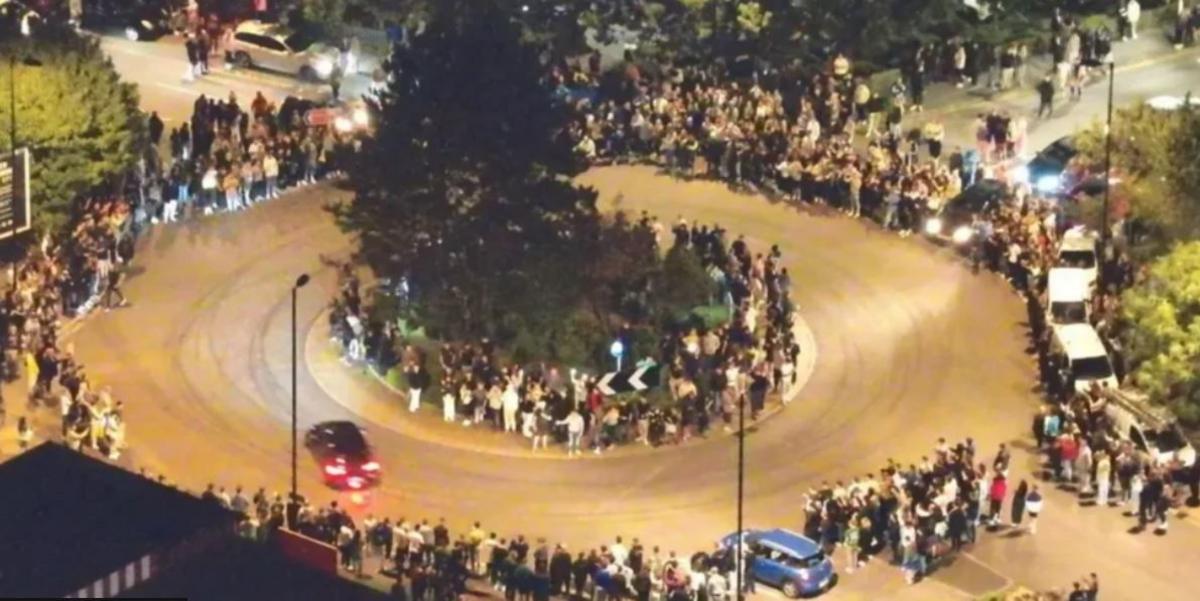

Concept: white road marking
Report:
left=154, top=82, right=198, bottom=96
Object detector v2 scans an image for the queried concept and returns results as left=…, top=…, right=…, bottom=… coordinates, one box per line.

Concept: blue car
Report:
left=720, top=529, right=836, bottom=598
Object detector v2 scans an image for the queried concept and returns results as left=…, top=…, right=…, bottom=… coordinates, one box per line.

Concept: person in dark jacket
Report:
left=1011, top=479, right=1029, bottom=530
left=549, top=545, right=572, bottom=595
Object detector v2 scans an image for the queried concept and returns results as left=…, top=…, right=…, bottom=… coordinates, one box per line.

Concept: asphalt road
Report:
left=46, top=32, right=1200, bottom=600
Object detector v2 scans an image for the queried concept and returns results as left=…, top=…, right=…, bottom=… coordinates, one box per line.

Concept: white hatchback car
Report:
left=229, top=20, right=341, bottom=81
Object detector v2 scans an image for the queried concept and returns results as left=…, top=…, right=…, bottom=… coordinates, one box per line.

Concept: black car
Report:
left=304, top=420, right=381, bottom=491
left=81, top=0, right=182, bottom=41
left=923, top=179, right=1008, bottom=246
left=1022, top=136, right=1077, bottom=195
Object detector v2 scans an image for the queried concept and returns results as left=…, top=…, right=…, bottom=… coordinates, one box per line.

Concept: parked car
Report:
left=229, top=20, right=342, bottom=81
left=923, top=179, right=1007, bottom=246
left=1049, top=323, right=1118, bottom=395
left=304, top=420, right=382, bottom=491
left=719, top=529, right=836, bottom=598
left=1057, top=229, right=1099, bottom=288
left=80, top=0, right=181, bottom=41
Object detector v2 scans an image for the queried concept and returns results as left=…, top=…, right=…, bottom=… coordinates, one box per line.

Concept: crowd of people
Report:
left=0, top=198, right=134, bottom=459
left=329, top=211, right=800, bottom=455
left=140, top=90, right=359, bottom=225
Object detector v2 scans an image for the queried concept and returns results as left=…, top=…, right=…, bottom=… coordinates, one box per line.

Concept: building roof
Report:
left=124, top=537, right=392, bottom=601
left=0, top=443, right=237, bottom=597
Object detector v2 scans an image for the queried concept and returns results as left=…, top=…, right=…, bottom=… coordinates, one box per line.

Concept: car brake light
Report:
left=362, top=461, right=380, bottom=471
left=324, top=464, right=347, bottom=476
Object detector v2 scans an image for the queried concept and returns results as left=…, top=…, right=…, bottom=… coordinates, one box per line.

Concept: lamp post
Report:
left=7, top=53, right=41, bottom=290
left=1102, top=59, right=1115, bottom=249
left=735, top=384, right=746, bottom=601
left=609, top=339, right=624, bottom=372
left=287, top=273, right=311, bottom=529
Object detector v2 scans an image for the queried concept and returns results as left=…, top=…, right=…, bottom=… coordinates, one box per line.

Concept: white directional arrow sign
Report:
left=628, top=364, right=654, bottom=391
left=597, top=371, right=618, bottom=395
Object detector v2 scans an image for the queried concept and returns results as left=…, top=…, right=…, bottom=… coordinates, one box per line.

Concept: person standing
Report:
left=1095, top=450, right=1113, bottom=507
left=1010, top=479, right=1029, bottom=531
left=148, top=112, right=165, bottom=148
left=501, top=384, right=519, bottom=433
left=405, top=361, right=426, bottom=413
left=330, top=62, right=344, bottom=102
left=1126, top=0, right=1142, bottom=40
left=1026, top=484, right=1044, bottom=535
left=103, top=263, right=128, bottom=309
left=988, top=472, right=1007, bottom=527
left=1036, top=74, right=1055, bottom=119
left=559, top=406, right=584, bottom=457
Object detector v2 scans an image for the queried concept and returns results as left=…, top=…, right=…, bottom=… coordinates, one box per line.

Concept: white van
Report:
left=1058, top=230, right=1099, bottom=288
left=1050, top=323, right=1118, bottom=394
left=1047, top=267, right=1091, bottom=325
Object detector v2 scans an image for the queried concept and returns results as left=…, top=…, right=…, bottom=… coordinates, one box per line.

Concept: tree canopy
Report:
left=1075, top=101, right=1200, bottom=259
left=1121, top=242, right=1200, bottom=425
left=333, top=0, right=717, bottom=367
left=332, top=0, right=599, bottom=349
left=0, top=26, right=143, bottom=233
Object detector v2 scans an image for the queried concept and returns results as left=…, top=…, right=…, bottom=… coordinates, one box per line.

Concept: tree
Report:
left=1121, top=242, right=1200, bottom=424
left=300, top=0, right=349, bottom=36
left=1075, top=101, right=1200, bottom=258
left=0, top=26, right=143, bottom=233
left=655, top=243, right=715, bottom=319
left=331, top=0, right=600, bottom=346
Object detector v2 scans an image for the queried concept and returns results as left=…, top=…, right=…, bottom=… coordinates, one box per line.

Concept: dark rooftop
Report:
left=0, top=443, right=237, bottom=597
left=124, top=537, right=393, bottom=601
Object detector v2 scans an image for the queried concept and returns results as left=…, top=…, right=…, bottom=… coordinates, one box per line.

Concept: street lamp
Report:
left=609, top=339, right=624, bottom=372
left=7, top=53, right=42, bottom=290
left=287, top=273, right=311, bottom=529
left=735, top=381, right=746, bottom=600
left=1101, top=58, right=1115, bottom=257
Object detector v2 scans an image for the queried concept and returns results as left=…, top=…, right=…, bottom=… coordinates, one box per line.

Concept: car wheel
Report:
left=125, top=27, right=140, bottom=41
left=233, top=52, right=252, bottom=69
left=781, top=580, right=801, bottom=599
left=298, top=66, right=317, bottom=82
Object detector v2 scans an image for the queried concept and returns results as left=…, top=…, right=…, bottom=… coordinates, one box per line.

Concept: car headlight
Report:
left=924, top=217, right=943, bottom=235
left=798, top=568, right=810, bottom=580
left=1036, top=174, right=1061, bottom=194
left=952, top=226, right=973, bottom=244
left=125, top=27, right=140, bottom=41
left=314, top=57, right=334, bottom=77
left=334, top=116, right=354, bottom=133
left=352, top=107, right=369, bottom=128
left=1012, top=164, right=1030, bottom=184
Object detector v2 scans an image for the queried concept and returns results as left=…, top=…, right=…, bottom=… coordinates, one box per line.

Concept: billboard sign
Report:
left=0, top=149, right=32, bottom=240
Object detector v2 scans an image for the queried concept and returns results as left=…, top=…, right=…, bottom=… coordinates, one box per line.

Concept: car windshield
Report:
left=285, top=31, right=319, bottom=52
left=1040, top=141, right=1076, bottom=164
left=1051, top=301, right=1087, bottom=324
left=1148, top=425, right=1188, bottom=453
left=1073, top=356, right=1113, bottom=380
left=1060, top=250, right=1095, bottom=269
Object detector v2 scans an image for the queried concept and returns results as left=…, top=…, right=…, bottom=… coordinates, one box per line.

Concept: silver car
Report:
left=229, top=20, right=340, bottom=81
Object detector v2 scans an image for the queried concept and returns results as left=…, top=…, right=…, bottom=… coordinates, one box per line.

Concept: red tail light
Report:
left=324, top=464, right=347, bottom=476
left=362, top=461, right=380, bottom=472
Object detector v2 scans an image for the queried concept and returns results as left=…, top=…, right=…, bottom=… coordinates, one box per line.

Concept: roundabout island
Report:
left=69, top=163, right=1038, bottom=597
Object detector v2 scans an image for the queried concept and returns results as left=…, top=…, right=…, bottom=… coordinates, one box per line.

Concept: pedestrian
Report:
left=1096, top=450, right=1112, bottom=507
left=103, top=264, right=128, bottom=309
left=988, top=472, right=1007, bottom=527
left=148, top=112, right=164, bottom=147
left=1036, top=74, right=1055, bottom=119
left=559, top=406, right=584, bottom=457
left=441, top=385, right=456, bottom=423
left=1010, top=479, right=1028, bottom=530
left=184, top=34, right=199, bottom=81
left=1126, top=0, right=1142, bottom=40
left=330, top=62, right=344, bottom=102
left=1026, top=484, right=1044, bottom=534
left=531, top=409, right=550, bottom=451
left=405, top=361, right=425, bottom=413
left=17, top=415, right=33, bottom=449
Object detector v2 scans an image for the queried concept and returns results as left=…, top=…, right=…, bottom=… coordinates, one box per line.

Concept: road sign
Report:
left=596, top=361, right=661, bottom=396
left=0, top=149, right=32, bottom=241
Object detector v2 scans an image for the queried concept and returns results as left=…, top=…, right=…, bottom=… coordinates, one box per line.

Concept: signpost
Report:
left=596, top=361, right=661, bottom=396
left=0, top=149, right=31, bottom=241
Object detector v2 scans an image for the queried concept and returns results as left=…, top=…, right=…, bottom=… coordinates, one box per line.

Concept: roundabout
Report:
left=75, top=165, right=1041, bottom=595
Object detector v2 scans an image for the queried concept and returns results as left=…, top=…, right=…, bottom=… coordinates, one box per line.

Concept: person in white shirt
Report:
left=501, top=385, right=520, bottom=432
left=610, top=536, right=629, bottom=567
left=559, top=407, right=585, bottom=456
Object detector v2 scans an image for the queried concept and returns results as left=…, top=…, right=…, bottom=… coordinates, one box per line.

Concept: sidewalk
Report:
left=914, top=27, right=1185, bottom=118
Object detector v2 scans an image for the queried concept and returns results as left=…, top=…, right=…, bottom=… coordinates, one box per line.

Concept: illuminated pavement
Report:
left=30, top=30, right=1200, bottom=600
